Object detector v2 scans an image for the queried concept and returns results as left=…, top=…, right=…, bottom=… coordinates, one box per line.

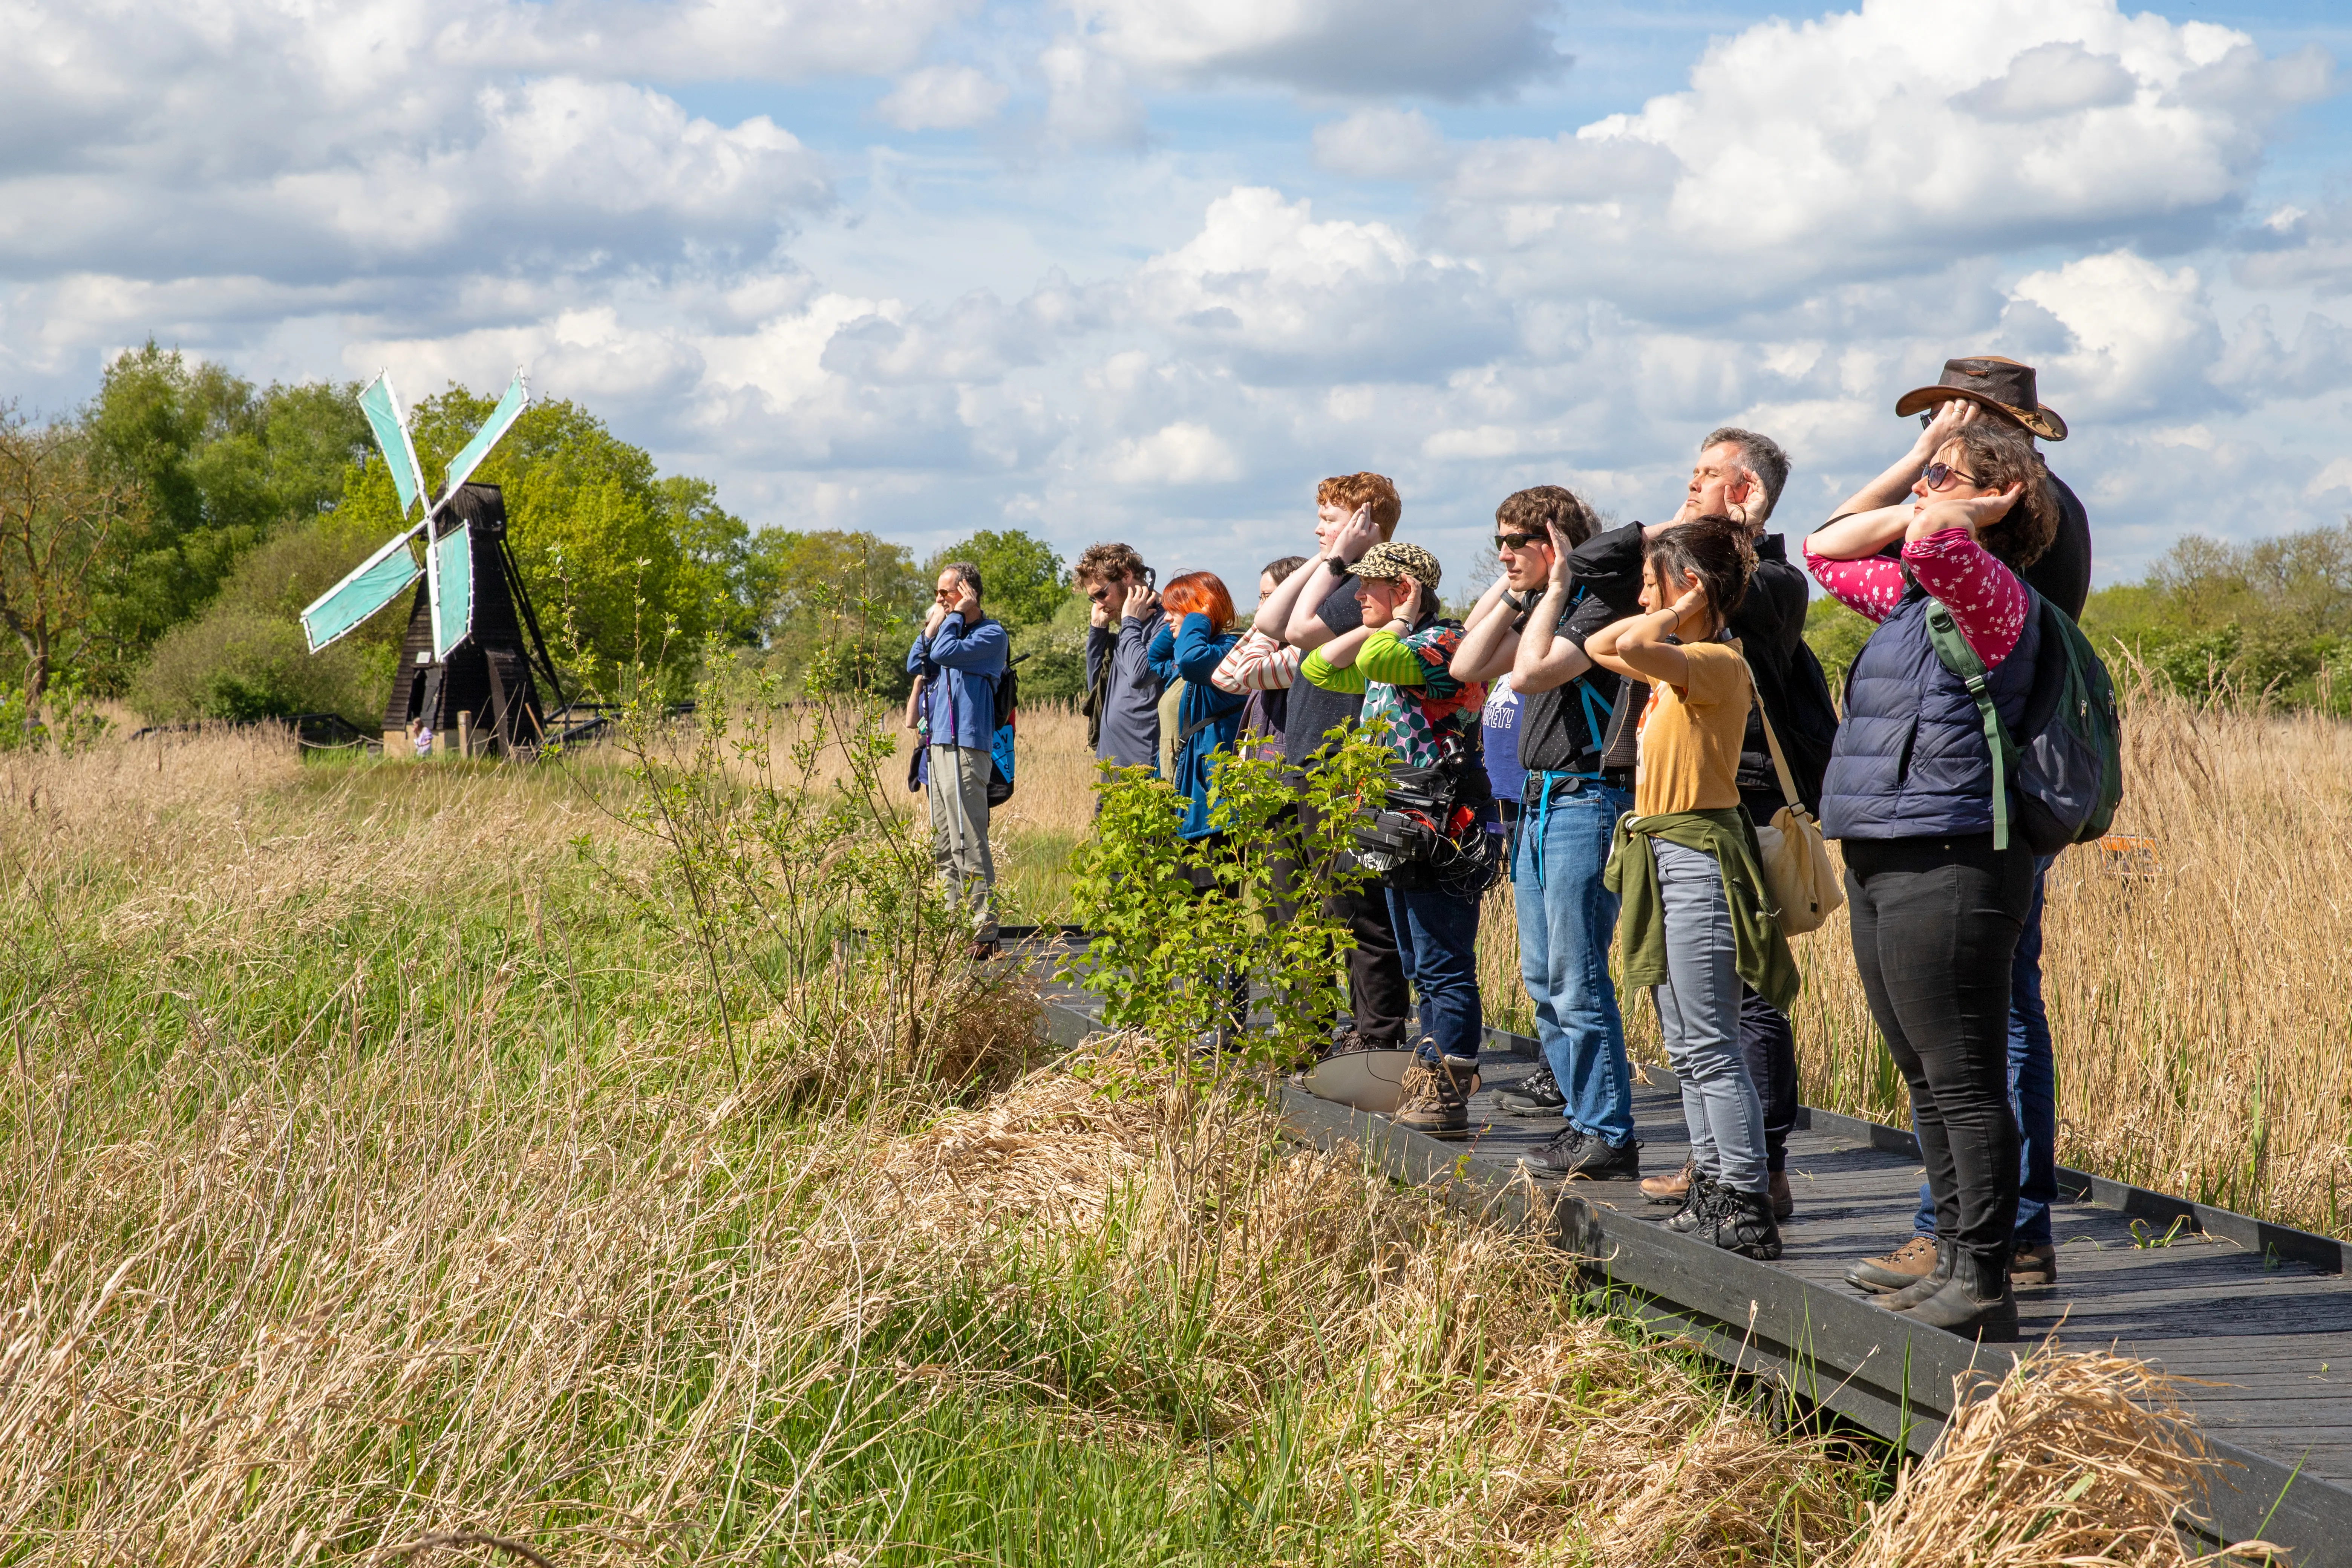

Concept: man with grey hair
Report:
left=1635, top=425, right=1840, bottom=1222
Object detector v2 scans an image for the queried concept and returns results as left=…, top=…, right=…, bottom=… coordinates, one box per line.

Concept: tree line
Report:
left=0, top=346, right=1087, bottom=739
left=4, top=347, right=2344, bottom=743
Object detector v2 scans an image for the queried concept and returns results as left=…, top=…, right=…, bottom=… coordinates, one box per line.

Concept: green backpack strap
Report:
left=1922, top=597, right=2018, bottom=851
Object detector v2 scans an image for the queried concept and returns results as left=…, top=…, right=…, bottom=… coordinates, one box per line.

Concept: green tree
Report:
left=748, top=528, right=927, bottom=697
left=77, top=342, right=369, bottom=688
left=923, top=529, right=1066, bottom=630
left=1803, top=596, right=1874, bottom=701
left=0, top=409, right=144, bottom=726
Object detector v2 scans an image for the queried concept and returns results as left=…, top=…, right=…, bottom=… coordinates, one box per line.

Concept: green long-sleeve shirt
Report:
left=1603, top=807, right=1801, bottom=1014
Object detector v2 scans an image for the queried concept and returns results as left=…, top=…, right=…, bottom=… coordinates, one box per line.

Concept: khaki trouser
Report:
left=925, top=743, right=998, bottom=941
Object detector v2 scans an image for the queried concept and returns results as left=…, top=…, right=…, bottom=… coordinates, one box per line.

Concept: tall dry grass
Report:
left=0, top=727, right=2288, bottom=1564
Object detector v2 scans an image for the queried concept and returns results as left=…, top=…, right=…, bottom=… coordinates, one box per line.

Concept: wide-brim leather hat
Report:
left=1894, top=355, right=2067, bottom=441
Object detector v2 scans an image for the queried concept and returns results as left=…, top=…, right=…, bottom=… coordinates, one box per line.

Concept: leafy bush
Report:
left=1066, top=729, right=1390, bottom=1075
left=129, top=515, right=400, bottom=727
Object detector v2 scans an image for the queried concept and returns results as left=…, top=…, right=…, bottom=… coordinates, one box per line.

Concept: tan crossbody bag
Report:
left=1747, top=681, right=1844, bottom=937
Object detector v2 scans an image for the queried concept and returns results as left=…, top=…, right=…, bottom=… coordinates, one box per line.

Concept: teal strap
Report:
left=1923, top=599, right=2016, bottom=852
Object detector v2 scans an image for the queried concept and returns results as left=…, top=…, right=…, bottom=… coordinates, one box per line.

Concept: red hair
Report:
left=1161, top=571, right=1235, bottom=633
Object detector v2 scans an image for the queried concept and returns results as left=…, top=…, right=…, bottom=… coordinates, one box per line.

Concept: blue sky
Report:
left=3, top=0, right=2347, bottom=596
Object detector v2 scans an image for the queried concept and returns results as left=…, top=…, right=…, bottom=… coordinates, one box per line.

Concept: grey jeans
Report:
left=1653, top=840, right=1766, bottom=1195
left=925, top=744, right=997, bottom=940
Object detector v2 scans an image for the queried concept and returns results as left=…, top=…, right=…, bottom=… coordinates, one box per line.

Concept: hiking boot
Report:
left=1876, top=1242, right=1955, bottom=1311
left=1894, top=1248, right=2020, bottom=1342
left=1520, top=1126, right=1640, bottom=1181
left=1666, top=1173, right=1725, bottom=1234
left=1393, top=1060, right=1470, bottom=1140
left=1707, top=1186, right=1784, bottom=1260
left=1326, top=1026, right=1373, bottom=1057
left=1642, top=1158, right=1697, bottom=1206
left=1845, top=1235, right=1939, bottom=1295
left=2012, top=1241, right=2059, bottom=1287
left=969, top=938, right=998, bottom=962
left=1495, top=1063, right=1566, bottom=1117
left=1769, top=1169, right=1794, bottom=1221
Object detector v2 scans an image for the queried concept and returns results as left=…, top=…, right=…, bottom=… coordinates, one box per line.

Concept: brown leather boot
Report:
left=1393, top=1060, right=1469, bottom=1139
left=1845, top=1235, right=1939, bottom=1294
left=1641, top=1157, right=1695, bottom=1206
left=1768, top=1169, right=1793, bottom=1220
left=2011, top=1242, right=2059, bottom=1287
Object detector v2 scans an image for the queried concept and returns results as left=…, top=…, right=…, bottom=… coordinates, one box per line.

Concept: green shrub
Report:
left=129, top=516, right=403, bottom=727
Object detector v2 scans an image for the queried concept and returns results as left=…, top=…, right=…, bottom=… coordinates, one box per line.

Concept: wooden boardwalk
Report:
left=1017, top=935, right=2352, bottom=1561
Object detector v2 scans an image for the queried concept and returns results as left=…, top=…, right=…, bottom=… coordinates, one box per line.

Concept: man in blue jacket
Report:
left=906, top=562, right=1011, bottom=956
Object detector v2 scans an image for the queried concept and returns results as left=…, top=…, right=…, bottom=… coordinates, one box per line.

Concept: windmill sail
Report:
left=302, top=529, right=423, bottom=652
left=358, top=371, right=429, bottom=516
left=442, top=371, right=528, bottom=500
left=429, top=523, right=473, bottom=660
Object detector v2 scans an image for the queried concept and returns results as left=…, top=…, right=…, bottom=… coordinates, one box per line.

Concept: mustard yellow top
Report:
left=1632, top=638, right=1751, bottom=818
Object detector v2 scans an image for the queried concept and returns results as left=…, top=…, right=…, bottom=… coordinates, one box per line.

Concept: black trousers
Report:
left=1844, top=833, right=2036, bottom=1268
left=1273, top=802, right=1410, bottom=1048
left=1738, top=986, right=1799, bottom=1173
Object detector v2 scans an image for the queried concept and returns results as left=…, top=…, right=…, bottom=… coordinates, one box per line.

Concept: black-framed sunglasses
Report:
left=1493, top=531, right=1546, bottom=552
left=1920, top=461, right=1983, bottom=493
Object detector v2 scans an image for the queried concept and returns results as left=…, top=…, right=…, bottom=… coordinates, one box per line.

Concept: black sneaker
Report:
left=1494, top=1063, right=1566, bottom=1117
left=1706, top=1187, right=1785, bottom=1260
left=1519, top=1127, right=1640, bottom=1181
left=1666, top=1173, right=1726, bottom=1234
left=1326, top=1026, right=1374, bottom=1057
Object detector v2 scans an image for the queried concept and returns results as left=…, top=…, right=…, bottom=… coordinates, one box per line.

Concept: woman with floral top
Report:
left=1804, top=411, right=2057, bottom=1341
left=1301, top=540, right=1493, bottom=1138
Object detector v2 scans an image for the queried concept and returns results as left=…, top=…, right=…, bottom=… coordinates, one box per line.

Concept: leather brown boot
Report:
left=2012, top=1241, right=2058, bottom=1287
left=1642, top=1157, right=1696, bottom=1206
left=1768, top=1169, right=1793, bottom=1220
left=1393, top=1060, right=1470, bottom=1140
left=1845, top=1235, right=1938, bottom=1294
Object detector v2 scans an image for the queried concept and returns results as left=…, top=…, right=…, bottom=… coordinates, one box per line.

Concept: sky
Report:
left=3, top=0, right=2349, bottom=597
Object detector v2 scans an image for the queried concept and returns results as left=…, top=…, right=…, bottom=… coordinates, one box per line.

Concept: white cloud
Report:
left=877, top=66, right=1011, bottom=130
left=1040, top=37, right=1146, bottom=147
left=1071, top=0, right=1566, bottom=96
left=1312, top=109, right=1450, bottom=180
left=1107, top=421, right=1242, bottom=485
left=1434, top=0, right=2331, bottom=307
left=2005, top=251, right=2220, bottom=418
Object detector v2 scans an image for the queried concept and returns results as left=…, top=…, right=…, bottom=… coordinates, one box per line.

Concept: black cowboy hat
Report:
left=1893, top=355, right=2067, bottom=442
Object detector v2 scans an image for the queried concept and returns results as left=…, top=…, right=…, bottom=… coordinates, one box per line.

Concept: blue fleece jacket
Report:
left=905, top=613, right=1010, bottom=750
left=1147, top=614, right=1246, bottom=839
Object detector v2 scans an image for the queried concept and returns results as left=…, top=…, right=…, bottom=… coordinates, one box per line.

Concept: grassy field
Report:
left=999, top=684, right=2352, bottom=1240
left=0, top=712, right=2262, bottom=1565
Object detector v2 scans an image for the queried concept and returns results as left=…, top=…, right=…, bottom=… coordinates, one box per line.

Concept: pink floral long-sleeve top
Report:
left=1802, top=527, right=2029, bottom=669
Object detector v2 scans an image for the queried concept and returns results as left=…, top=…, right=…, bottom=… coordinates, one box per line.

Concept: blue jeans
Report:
left=1386, top=884, right=1484, bottom=1064
left=1913, top=854, right=2057, bottom=1246
left=1512, top=779, right=1635, bottom=1147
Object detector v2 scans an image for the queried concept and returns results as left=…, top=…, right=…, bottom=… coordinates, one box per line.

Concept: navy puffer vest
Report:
left=1819, top=584, right=2040, bottom=841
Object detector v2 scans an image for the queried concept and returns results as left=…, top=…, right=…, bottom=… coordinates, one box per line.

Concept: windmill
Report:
left=299, top=370, right=570, bottom=757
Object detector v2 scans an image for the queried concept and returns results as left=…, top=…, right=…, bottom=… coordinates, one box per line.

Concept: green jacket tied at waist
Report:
left=1603, top=807, right=1802, bottom=1014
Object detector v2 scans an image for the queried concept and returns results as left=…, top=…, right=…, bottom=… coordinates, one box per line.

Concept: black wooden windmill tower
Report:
left=299, top=370, right=568, bottom=757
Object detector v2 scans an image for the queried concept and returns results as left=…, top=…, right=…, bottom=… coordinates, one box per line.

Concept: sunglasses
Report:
left=1920, top=462, right=1984, bottom=493
left=1493, top=531, right=1547, bottom=552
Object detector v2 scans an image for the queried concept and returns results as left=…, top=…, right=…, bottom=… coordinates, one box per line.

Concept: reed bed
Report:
left=0, top=723, right=2291, bottom=1562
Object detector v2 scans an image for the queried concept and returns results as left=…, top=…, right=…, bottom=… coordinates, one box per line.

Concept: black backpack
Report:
left=1925, top=587, right=2123, bottom=854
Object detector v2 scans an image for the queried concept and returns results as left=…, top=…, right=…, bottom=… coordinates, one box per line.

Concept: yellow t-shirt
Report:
left=1632, top=639, right=1752, bottom=817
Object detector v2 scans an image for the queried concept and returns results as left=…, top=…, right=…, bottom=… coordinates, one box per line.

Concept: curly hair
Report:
left=1072, top=541, right=1147, bottom=588
left=1939, top=420, right=2058, bottom=570
left=1645, top=515, right=1757, bottom=626
left=1495, top=485, right=1599, bottom=548
left=1316, top=472, right=1402, bottom=538
left=1161, top=571, right=1236, bottom=632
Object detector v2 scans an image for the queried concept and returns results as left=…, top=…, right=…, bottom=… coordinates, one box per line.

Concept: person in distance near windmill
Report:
left=906, top=562, right=1010, bottom=960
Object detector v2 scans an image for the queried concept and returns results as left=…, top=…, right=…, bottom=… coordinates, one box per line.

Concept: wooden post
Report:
left=457, top=710, right=473, bottom=759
